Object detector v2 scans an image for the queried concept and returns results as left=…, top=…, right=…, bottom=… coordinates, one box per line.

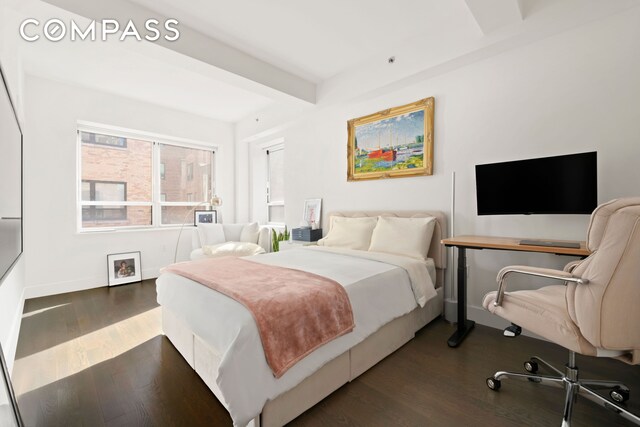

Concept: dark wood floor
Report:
left=12, top=279, right=640, bottom=426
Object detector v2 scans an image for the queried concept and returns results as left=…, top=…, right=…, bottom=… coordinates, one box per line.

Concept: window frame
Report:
left=81, top=180, right=128, bottom=222
left=77, top=122, right=217, bottom=232
left=265, top=143, right=285, bottom=226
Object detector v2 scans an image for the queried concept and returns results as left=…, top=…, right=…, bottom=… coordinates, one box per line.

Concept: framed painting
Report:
left=302, top=198, right=322, bottom=227
left=347, top=97, right=434, bottom=181
left=107, top=251, right=142, bottom=286
left=194, top=210, right=217, bottom=225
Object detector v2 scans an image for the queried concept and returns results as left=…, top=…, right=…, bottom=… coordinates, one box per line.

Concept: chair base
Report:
left=487, top=352, right=640, bottom=426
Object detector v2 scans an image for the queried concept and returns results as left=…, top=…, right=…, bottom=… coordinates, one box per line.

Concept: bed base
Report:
left=162, top=286, right=443, bottom=427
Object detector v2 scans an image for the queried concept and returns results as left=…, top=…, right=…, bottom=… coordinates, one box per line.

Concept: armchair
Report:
left=190, top=223, right=271, bottom=260
left=483, top=197, right=640, bottom=426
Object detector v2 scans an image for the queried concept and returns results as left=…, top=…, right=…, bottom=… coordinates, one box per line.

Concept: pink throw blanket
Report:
left=164, top=257, right=355, bottom=378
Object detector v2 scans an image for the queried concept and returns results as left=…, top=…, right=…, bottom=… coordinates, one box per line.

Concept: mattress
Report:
left=156, top=247, right=437, bottom=426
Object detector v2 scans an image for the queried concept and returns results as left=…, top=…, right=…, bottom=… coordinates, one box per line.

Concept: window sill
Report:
left=77, top=225, right=192, bottom=235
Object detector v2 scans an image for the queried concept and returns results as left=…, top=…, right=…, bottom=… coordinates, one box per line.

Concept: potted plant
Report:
left=271, top=226, right=290, bottom=252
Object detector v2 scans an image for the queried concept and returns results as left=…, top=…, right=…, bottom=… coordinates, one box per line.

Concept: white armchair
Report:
left=190, top=223, right=271, bottom=260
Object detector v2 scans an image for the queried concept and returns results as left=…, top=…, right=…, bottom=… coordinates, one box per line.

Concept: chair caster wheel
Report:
left=524, top=360, right=539, bottom=374
left=487, top=377, right=501, bottom=391
left=610, top=387, right=630, bottom=403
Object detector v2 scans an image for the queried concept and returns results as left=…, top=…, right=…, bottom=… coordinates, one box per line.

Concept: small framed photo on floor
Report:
left=107, top=251, right=142, bottom=286
left=194, top=210, right=217, bottom=225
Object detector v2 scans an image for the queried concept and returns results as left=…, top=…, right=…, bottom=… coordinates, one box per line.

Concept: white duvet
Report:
left=156, top=246, right=436, bottom=426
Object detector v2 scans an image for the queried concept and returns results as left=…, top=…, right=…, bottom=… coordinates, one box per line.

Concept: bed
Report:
left=156, top=210, right=447, bottom=426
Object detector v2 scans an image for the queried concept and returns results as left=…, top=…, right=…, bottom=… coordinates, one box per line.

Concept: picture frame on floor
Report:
left=194, top=210, right=217, bottom=225
left=107, top=251, right=142, bottom=286
left=0, top=342, right=23, bottom=426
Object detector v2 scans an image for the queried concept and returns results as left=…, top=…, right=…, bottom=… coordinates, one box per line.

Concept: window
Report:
left=158, top=144, right=214, bottom=225
left=186, top=163, right=194, bottom=181
left=82, top=180, right=127, bottom=222
left=79, top=127, right=215, bottom=230
left=266, top=146, right=284, bottom=224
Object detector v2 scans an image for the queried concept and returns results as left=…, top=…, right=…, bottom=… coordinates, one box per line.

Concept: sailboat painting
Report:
left=347, top=97, right=434, bottom=181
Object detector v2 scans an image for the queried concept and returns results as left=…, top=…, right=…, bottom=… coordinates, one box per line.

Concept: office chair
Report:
left=483, top=197, right=640, bottom=426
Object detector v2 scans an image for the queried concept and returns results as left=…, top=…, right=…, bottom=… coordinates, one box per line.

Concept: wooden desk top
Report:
left=442, top=235, right=590, bottom=257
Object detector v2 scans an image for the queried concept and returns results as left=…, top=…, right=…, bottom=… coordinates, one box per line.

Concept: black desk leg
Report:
left=447, top=247, right=475, bottom=347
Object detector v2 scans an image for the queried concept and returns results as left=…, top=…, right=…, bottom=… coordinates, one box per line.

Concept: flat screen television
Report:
left=0, top=63, right=23, bottom=286
left=475, top=151, right=597, bottom=216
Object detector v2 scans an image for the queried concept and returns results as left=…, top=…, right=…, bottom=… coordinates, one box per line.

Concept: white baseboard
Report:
left=24, top=267, right=161, bottom=299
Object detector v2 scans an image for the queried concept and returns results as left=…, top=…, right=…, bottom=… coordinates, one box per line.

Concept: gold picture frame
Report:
left=347, top=97, right=434, bottom=181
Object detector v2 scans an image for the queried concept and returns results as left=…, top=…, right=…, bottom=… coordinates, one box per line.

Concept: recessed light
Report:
left=388, top=56, right=396, bottom=64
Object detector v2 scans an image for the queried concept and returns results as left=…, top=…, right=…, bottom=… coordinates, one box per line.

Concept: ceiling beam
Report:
left=464, top=0, right=523, bottom=35
left=39, top=0, right=316, bottom=104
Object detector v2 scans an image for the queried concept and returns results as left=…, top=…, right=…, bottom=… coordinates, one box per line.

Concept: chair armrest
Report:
left=257, top=227, right=271, bottom=253
left=494, top=265, right=588, bottom=307
left=563, top=260, right=582, bottom=273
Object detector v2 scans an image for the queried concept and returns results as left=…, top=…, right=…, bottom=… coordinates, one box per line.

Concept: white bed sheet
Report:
left=156, top=247, right=437, bottom=426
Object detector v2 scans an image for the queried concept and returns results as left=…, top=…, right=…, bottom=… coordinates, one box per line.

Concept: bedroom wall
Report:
left=237, top=8, right=640, bottom=325
left=22, top=75, right=235, bottom=298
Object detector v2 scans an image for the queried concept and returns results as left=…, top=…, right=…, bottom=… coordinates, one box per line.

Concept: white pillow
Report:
left=368, top=216, right=436, bottom=260
left=197, top=224, right=226, bottom=247
left=222, top=224, right=245, bottom=241
left=240, top=222, right=260, bottom=243
left=202, top=241, right=266, bottom=257
left=317, top=217, right=378, bottom=250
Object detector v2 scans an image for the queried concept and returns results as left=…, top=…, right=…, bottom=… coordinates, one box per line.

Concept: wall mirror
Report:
left=0, top=63, right=23, bottom=286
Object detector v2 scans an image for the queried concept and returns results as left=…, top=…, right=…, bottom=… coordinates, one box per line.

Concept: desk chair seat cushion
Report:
left=483, top=285, right=597, bottom=356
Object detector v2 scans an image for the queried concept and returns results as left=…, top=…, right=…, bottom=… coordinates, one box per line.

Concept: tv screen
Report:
left=475, top=152, right=597, bottom=215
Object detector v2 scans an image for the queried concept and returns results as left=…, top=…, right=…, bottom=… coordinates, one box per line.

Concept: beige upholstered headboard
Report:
left=324, top=211, right=447, bottom=288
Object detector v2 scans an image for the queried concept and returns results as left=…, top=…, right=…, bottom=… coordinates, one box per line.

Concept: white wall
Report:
left=23, top=75, right=235, bottom=297
left=238, top=8, right=640, bottom=324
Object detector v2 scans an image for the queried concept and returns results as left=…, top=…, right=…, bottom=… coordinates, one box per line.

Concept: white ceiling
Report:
left=127, top=0, right=478, bottom=82
left=4, top=0, right=640, bottom=125
left=19, top=36, right=276, bottom=122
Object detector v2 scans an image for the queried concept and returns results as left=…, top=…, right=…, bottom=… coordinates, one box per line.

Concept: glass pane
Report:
left=161, top=205, right=200, bottom=225
left=268, top=205, right=285, bottom=223
left=268, top=149, right=284, bottom=202
left=159, top=144, right=213, bottom=202
left=82, top=206, right=151, bottom=228
left=80, top=131, right=126, bottom=148
left=82, top=181, right=126, bottom=202
left=81, top=133, right=152, bottom=202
